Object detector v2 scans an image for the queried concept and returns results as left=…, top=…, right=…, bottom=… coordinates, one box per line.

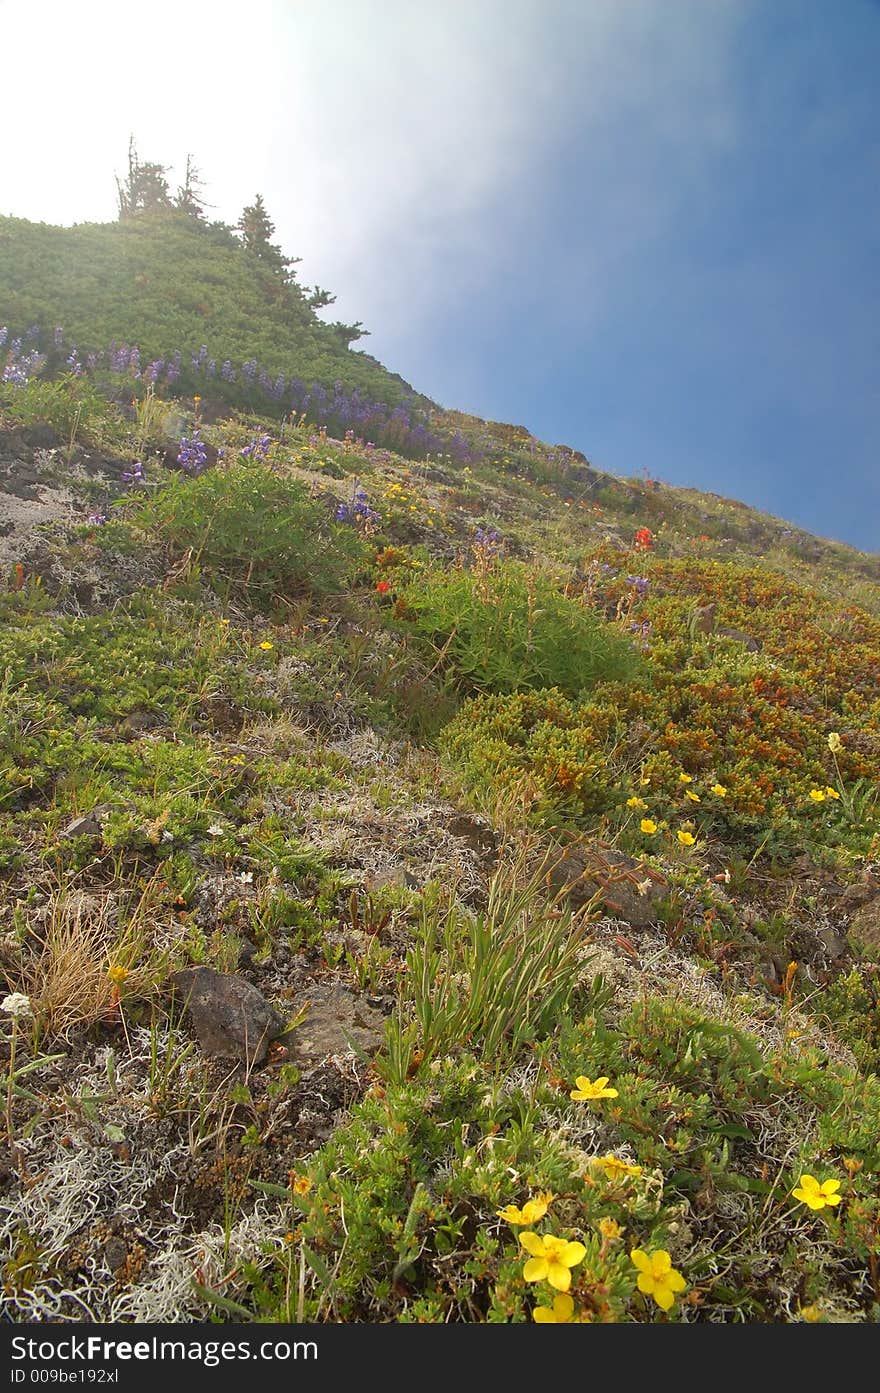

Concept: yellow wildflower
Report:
left=630, top=1248, right=687, bottom=1311
left=520, top=1232, right=586, bottom=1292
left=678, top=773, right=693, bottom=784
left=710, top=783, right=727, bottom=797
left=291, top=1174, right=312, bottom=1196
left=640, top=818, right=657, bottom=835
left=684, top=789, right=701, bottom=803
left=571, top=1075, right=618, bottom=1101
left=627, top=796, right=648, bottom=810
left=792, top=1175, right=842, bottom=1210
left=597, top=1217, right=624, bottom=1241
left=825, top=787, right=841, bottom=800
left=677, top=830, right=696, bottom=846
left=107, top=965, right=129, bottom=985
left=799, top=1304, right=823, bottom=1322
left=591, top=1154, right=642, bottom=1181
left=497, top=1192, right=554, bottom=1226
left=533, top=1293, right=575, bottom=1323
left=809, top=789, right=826, bottom=802
left=259, top=641, right=274, bottom=651
left=827, top=732, right=842, bottom=753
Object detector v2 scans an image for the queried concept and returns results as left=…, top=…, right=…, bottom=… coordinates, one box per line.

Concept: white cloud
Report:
left=0, top=0, right=745, bottom=349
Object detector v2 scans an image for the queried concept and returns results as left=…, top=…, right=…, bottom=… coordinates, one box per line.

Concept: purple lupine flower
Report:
left=626, top=575, right=649, bottom=597
left=220, top=360, right=236, bottom=382
left=145, top=360, right=164, bottom=384
left=54, top=326, right=64, bottom=349
left=121, top=461, right=145, bottom=485
left=473, top=527, right=501, bottom=551
left=178, top=430, right=208, bottom=476
left=335, top=479, right=381, bottom=527
left=0, top=328, right=7, bottom=348
left=87, top=511, right=108, bottom=526
left=240, top=433, right=272, bottom=460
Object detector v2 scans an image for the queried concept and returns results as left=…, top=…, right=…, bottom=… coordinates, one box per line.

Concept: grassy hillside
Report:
left=0, top=213, right=417, bottom=409
left=1, top=259, right=879, bottom=1324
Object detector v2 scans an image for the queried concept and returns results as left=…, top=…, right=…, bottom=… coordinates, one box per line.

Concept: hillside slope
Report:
left=1, top=247, right=879, bottom=1324
left=0, top=213, right=418, bottom=408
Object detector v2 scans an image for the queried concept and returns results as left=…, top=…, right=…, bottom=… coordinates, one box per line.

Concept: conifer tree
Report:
left=175, top=155, right=207, bottom=220
left=307, top=285, right=337, bottom=310
left=331, top=319, right=370, bottom=346
left=116, top=138, right=172, bottom=219
left=236, top=194, right=299, bottom=280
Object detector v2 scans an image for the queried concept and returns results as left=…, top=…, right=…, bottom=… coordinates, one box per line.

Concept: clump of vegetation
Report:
left=386, top=558, right=643, bottom=696
left=131, top=462, right=369, bottom=607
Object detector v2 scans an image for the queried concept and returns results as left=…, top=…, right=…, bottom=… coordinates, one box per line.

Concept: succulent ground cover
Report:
left=1, top=370, right=879, bottom=1324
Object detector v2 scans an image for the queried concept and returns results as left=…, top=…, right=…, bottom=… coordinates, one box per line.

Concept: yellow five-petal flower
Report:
left=520, top=1232, right=587, bottom=1292
left=571, top=1075, right=619, bottom=1101
left=496, top=1192, right=554, bottom=1226
left=591, top=1153, right=642, bottom=1181
left=792, top=1175, right=842, bottom=1211
left=630, top=1248, right=687, bottom=1311
left=533, top=1293, right=576, bottom=1323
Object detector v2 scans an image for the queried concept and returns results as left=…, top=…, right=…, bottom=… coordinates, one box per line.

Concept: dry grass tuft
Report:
left=17, top=876, right=170, bottom=1040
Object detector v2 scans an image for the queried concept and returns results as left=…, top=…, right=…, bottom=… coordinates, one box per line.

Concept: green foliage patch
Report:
left=389, top=559, right=642, bottom=696
left=132, top=462, right=369, bottom=607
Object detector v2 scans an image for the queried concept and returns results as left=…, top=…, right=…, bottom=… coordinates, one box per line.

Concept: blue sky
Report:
left=3, top=0, right=878, bottom=549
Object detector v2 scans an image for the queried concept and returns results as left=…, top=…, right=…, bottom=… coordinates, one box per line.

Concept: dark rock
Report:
left=847, top=898, right=880, bottom=955
left=447, top=813, right=499, bottom=861
left=103, top=1237, right=128, bottom=1271
left=61, top=803, right=118, bottom=840
left=196, top=694, right=244, bottom=735
left=21, top=425, right=61, bottom=450
left=692, top=602, right=716, bottom=635
left=117, top=707, right=166, bottom=740
left=280, top=984, right=385, bottom=1064
left=171, top=967, right=283, bottom=1067
left=547, top=841, right=669, bottom=928
left=817, top=926, right=848, bottom=961
left=368, top=866, right=419, bottom=892
left=716, top=627, right=762, bottom=652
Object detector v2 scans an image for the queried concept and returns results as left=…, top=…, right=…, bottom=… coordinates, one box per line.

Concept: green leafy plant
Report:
left=389, top=559, right=642, bottom=696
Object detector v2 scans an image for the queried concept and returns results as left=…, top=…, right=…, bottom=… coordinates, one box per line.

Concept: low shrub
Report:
left=388, top=559, right=642, bottom=696
left=133, top=462, right=368, bottom=606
